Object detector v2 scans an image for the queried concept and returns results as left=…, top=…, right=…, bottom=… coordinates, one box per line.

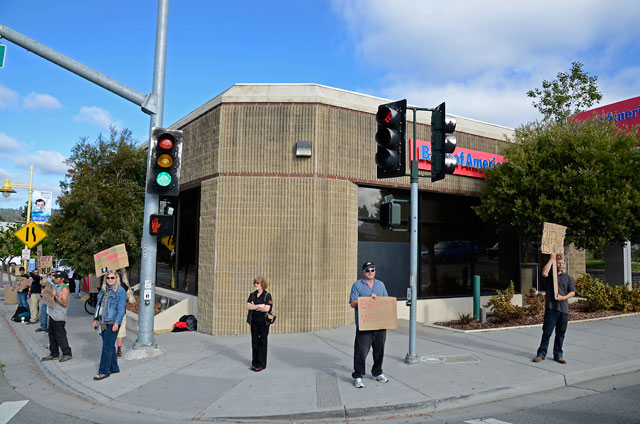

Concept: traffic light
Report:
left=375, top=99, right=407, bottom=179
left=380, top=201, right=401, bottom=229
left=430, top=102, right=457, bottom=182
left=147, top=127, right=183, bottom=196
left=149, top=214, right=174, bottom=237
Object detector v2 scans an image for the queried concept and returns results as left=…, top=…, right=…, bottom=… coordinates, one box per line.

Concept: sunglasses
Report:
left=106, top=276, right=117, bottom=280
left=254, top=282, right=261, bottom=285
left=365, top=268, right=375, bottom=273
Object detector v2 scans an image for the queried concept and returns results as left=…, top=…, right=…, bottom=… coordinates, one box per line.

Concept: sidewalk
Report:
left=2, top=290, right=640, bottom=422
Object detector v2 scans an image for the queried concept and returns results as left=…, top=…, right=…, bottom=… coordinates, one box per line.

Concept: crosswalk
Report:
left=465, top=419, right=513, bottom=424
left=0, top=400, right=28, bottom=424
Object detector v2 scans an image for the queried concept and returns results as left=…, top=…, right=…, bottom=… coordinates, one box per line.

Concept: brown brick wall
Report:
left=196, top=176, right=357, bottom=335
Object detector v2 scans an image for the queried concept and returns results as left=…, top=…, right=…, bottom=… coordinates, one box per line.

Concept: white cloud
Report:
left=0, top=133, right=22, bottom=152
left=13, top=151, right=68, bottom=175
left=73, top=106, right=122, bottom=129
left=0, top=85, right=19, bottom=109
left=332, top=0, right=640, bottom=127
left=23, top=92, right=62, bottom=110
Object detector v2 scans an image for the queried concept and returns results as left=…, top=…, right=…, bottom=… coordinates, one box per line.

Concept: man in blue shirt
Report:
left=349, top=261, right=389, bottom=388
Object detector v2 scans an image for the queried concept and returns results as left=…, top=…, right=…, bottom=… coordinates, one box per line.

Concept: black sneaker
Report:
left=59, top=355, right=73, bottom=362
left=117, top=347, right=122, bottom=358
left=35, top=328, right=46, bottom=332
left=41, top=355, right=59, bottom=361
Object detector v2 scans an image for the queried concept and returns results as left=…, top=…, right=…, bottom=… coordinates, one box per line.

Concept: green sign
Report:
left=0, top=44, right=5, bottom=68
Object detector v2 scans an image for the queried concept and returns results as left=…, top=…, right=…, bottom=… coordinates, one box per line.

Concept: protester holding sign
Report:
left=16, top=267, right=31, bottom=310
left=349, top=261, right=389, bottom=389
left=41, top=271, right=72, bottom=362
left=533, top=252, right=576, bottom=364
left=91, top=270, right=126, bottom=380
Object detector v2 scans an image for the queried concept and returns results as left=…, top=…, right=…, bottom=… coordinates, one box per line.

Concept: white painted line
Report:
left=465, top=419, right=513, bottom=424
left=0, top=400, right=29, bottom=424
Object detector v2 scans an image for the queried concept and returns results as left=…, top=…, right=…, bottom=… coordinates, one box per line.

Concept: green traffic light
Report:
left=156, top=172, right=172, bottom=187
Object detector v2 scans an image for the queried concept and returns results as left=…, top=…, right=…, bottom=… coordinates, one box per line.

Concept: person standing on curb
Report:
left=533, top=252, right=576, bottom=364
left=41, top=271, right=72, bottom=362
left=349, top=261, right=389, bottom=389
left=92, top=270, right=127, bottom=380
left=26, top=269, right=42, bottom=325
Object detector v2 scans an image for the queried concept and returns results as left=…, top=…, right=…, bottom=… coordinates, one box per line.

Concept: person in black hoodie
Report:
left=26, top=269, right=42, bottom=325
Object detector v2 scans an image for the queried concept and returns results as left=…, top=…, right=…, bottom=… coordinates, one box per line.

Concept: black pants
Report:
left=352, top=327, right=386, bottom=379
left=250, top=321, right=269, bottom=368
left=48, top=318, right=72, bottom=357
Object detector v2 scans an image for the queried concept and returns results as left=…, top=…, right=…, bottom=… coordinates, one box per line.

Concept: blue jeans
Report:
left=40, top=303, right=48, bottom=330
left=536, top=309, right=569, bottom=359
left=17, top=291, right=29, bottom=309
left=98, top=324, right=120, bottom=376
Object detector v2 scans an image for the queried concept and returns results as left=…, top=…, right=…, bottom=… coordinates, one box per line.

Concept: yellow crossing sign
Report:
left=14, top=221, right=47, bottom=249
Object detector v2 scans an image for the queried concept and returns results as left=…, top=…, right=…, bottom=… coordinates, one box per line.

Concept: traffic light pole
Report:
left=405, top=106, right=434, bottom=364
left=134, top=0, right=169, bottom=351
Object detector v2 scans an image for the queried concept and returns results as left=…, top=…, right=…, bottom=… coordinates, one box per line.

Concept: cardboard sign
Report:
left=541, top=222, right=567, bottom=299
left=14, top=277, right=32, bottom=292
left=93, top=244, right=129, bottom=277
left=41, top=280, right=55, bottom=307
left=541, top=222, right=567, bottom=254
left=40, top=256, right=52, bottom=269
left=358, top=296, right=397, bottom=331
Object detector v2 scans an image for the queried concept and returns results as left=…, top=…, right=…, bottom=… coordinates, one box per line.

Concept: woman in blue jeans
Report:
left=91, top=270, right=126, bottom=380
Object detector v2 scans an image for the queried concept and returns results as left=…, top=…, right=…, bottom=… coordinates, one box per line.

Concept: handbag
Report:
left=265, top=309, right=276, bottom=325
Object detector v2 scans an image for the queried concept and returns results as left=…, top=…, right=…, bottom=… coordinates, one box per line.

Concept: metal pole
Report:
left=0, top=25, right=150, bottom=112
left=406, top=109, right=419, bottom=364
left=134, top=0, right=169, bottom=349
left=473, top=275, right=480, bottom=320
left=22, top=165, right=34, bottom=271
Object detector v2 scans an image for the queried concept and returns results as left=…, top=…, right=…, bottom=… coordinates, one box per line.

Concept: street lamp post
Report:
left=0, top=165, right=36, bottom=269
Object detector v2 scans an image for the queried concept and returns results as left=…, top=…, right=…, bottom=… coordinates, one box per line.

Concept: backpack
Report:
left=12, top=306, right=30, bottom=322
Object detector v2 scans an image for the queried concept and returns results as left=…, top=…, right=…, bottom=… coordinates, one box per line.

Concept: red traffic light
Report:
left=158, top=135, right=175, bottom=150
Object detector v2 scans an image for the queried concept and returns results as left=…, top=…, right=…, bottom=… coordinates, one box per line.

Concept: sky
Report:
left=1, top=0, right=640, bottom=210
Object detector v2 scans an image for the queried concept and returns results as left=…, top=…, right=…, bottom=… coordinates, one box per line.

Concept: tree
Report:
left=48, top=127, right=147, bottom=277
left=527, top=61, right=602, bottom=123
left=0, top=222, right=23, bottom=271
left=475, top=119, right=640, bottom=252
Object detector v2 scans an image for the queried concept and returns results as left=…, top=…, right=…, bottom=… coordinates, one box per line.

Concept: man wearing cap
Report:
left=41, top=271, right=72, bottom=362
left=349, top=261, right=389, bottom=388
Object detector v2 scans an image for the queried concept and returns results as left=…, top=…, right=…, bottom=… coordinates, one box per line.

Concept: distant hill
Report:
left=0, top=208, right=22, bottom=222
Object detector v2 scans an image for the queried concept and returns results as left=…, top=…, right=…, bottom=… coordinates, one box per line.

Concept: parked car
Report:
left=433, top=241, right=480, bottom=263
left=54, top=258, right=74, bottom=277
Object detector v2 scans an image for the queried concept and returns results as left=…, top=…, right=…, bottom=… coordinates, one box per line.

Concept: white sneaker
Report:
left=354, top=377, right=364, bottom=388
left=375, top=374, right=389, bottom=383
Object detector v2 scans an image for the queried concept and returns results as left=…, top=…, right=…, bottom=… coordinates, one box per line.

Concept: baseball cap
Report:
left=52, top=271, right=67, bottom=279
left=362, top=261, right=375, bottom=270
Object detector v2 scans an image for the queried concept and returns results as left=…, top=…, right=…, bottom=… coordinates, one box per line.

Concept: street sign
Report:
left=0, top=44, right=6, bottom=68
left=14, top=221, right=47, bottom=249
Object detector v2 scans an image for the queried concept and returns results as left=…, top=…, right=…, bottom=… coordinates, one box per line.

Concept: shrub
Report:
left=575, top=273, right=640, bottom=312
left=457, top=311, right=474, bottom=325
left=484, top=281, right=524, bottom=322
left=523, top=288, right=545, bottom=316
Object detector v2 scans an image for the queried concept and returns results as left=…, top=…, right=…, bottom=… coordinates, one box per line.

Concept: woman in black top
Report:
left=246, top=276, right=273, bottom=372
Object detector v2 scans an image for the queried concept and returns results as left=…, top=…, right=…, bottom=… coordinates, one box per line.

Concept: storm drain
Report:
left=421, top=354, right=481, bottom=364
left=316, top=372, right=342, bottom=408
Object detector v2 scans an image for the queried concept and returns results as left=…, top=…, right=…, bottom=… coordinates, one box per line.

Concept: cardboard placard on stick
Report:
left=357, top=296, right=397, bottom=330
left=541, top=222, right=567, bottom=298
left=41, top=280, right=54, bottom=307
left=93, top=244, right=129, bottom=277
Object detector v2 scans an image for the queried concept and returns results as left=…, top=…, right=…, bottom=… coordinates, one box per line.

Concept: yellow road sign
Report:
left=14, top=221, right=47, bottom=249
